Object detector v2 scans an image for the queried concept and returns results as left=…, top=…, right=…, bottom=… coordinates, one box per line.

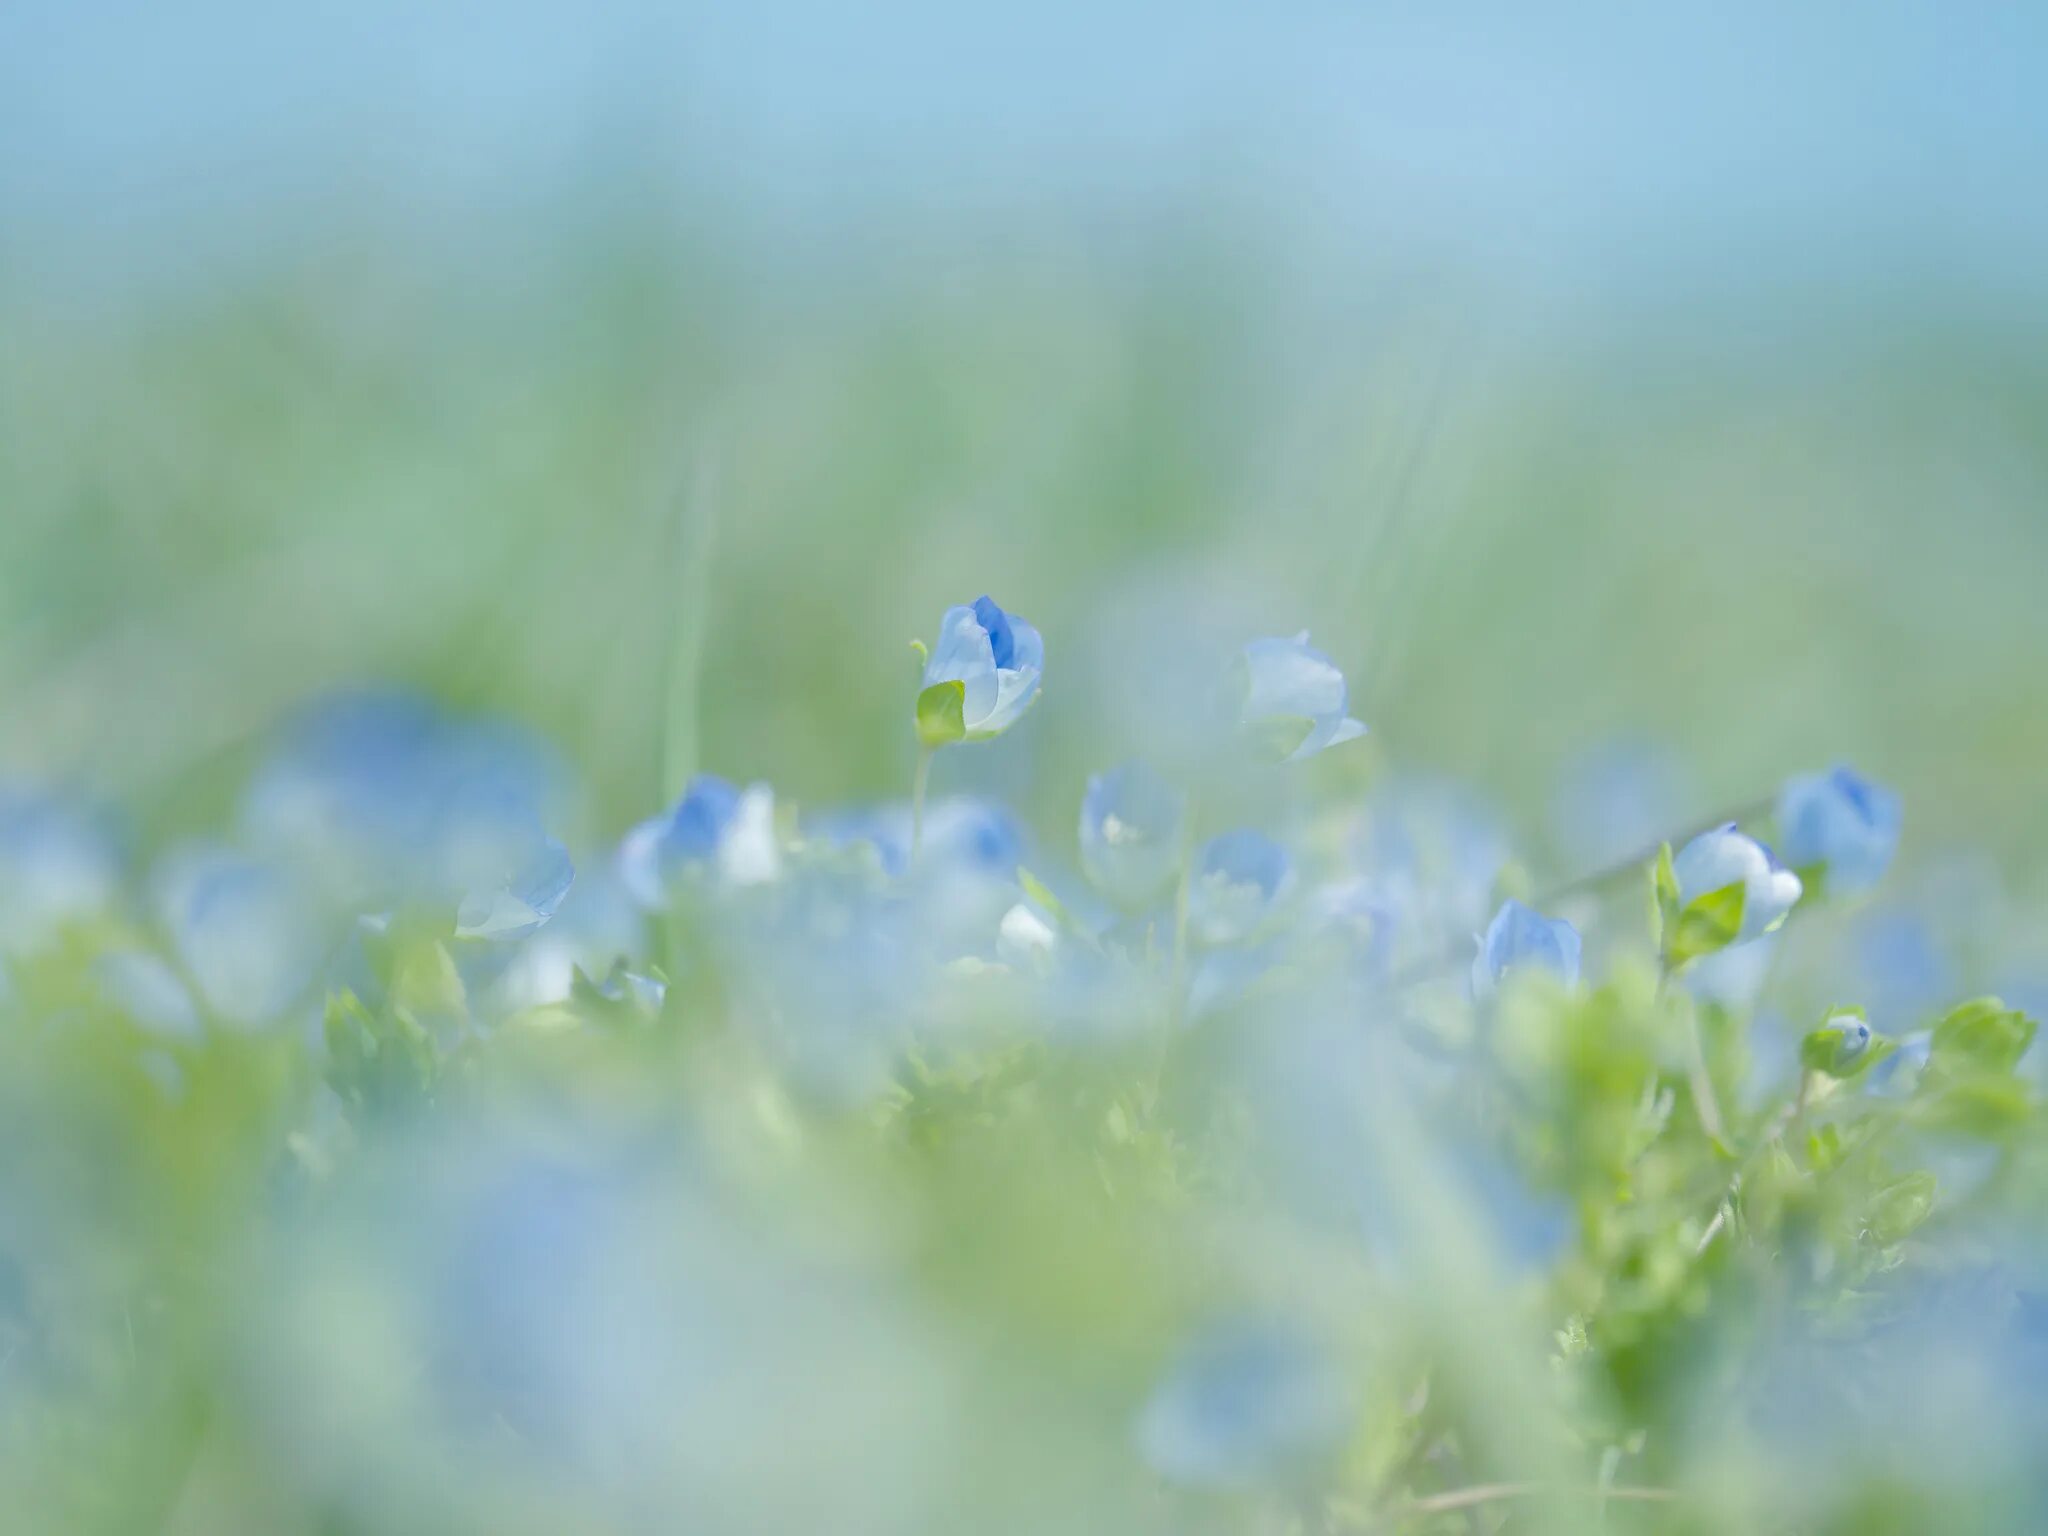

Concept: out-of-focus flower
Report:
left=155, top=846, right=324, bottom=1029
left=1237, top=633, right=1366, bottom=763
left=996, top=901, right=1058, bottom=970
left=0, top=788, right=121, bottom=956
left=1778, top=765, right=1902, bottom=897
left=916, top=595, right=1043, bottom=745
left=619, top=775, right=778, bottom=908
left=807, top=796, right=1022, bottom=885
left=1471, top=899, right=1581, bottom=995
left=1189, top=831, right=1292, bottom=945
left=93, top=949, right=201, bottom=1040
left=1550, top=739, right=1693, bottom=872
left=1079, top=761, right=1185, bottom=911
left=436, top=786, right=574, bottom=943
left=1136, top=1320, right=1355, bottom=1490
left=242, top=690, right=573, bottom=939
left=1674, top=824, right=1803, bottom=945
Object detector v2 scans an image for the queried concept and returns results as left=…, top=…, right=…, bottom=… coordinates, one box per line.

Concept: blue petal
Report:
left=1473, top=899, right=1581, bottom=993
left=971, top=595, right=1017, bottom=670
left=1777, top=765, right=1902, bottom=896
left=923, top=606, right=1000, bottom=727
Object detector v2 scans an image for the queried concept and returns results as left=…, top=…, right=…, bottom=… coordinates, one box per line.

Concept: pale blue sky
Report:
left=3, top=2, right=2045, bottom=304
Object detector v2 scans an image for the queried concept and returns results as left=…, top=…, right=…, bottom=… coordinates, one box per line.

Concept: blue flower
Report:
left=1238, top=633, right=1366, bottom=762
left=1777, top=766, right=1902, bottom=897
left=1674, top=824, right=1803, bottom=943
left=0, top=787, right=121, bottom=956
left=242, top=690, right=572, bottom=939
left=918, top=596, right=1044, bottom=743
left=807, top=796, right=1022, bottom=884
left=1471, top=899, right=1581, bottom=995
left=1079, top=761, right=1186, bottom=911
left=1136, top=1320, right=1354, bottom=1490
left=155, top=846, right=324, bottom=1029
left=619, top=775, right=779, bottom=908
left=1189, top=831, right=1292, bottom=945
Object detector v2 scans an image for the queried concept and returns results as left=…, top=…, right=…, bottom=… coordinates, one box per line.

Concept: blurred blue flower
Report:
left=1550, top=738, right=1693, bottom=872
left=155, top=845, right=324, bottom=1029
left=920, top=595, right=1043, bottom=742
left=1238, top=633, right=1366, bottom=763
left=1674, top=824, right=1803, bottom=943
left=1189, top=831, right=1292, bottom=945
left=619, top=775, right=779, bottom=908
left=436, top=784, right=575, bottom=942
left=242, top=690, right=573, bottom=939
left=1471, top=899, right=1581, bottom=995
left=1136, top=1320, right=1354, bottom=1490
left=1079, top=760, right=1185, bottom=911
left=92, top=949, right=201, bottom=1040
left=1778, top=765, right=1902, bottom=896
left=806, top=796, right=1022, bottom=886
left=0, top=787, right=121, bottom=956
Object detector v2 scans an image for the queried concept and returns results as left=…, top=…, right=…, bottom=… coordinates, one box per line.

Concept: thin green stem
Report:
left=658, top=447, right=721, bottom=808
left=1660, top=956, right=1728, bottom=1145
left=910, top=746, right=934, bottom=865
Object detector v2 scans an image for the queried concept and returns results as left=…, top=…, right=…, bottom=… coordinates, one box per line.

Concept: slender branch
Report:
left=1530, top=794, right=1777, bottom=913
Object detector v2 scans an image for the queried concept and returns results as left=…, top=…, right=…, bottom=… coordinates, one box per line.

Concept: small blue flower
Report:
left=155, top=846, right=324, bottom=1029
left=0, top=787, right=121, bottom=956
left=1777, top=766, right=1902, bottom=897
left=1079, top=761, right=1186, bottom=911
left=1471, top=899, right=1581, bottom=995
left=1674, top=824, right=1803, bottom=944
left=1189, top=831, right=1292, bottom=945
left=619, top=775, right=779, bottom=909
left=1136, top=1320, right=1354, bottom=1490
left=808, top=796, right=1022, bottom=886
left=919, top=595, right=1044, bottom=743
left=1238, top=633, right=1366, bottom=762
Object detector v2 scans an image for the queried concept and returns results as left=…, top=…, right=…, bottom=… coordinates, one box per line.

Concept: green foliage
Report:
left=1667, top=882, right=1746, bottom=968
left=915, top=679, right=967, bottom=747
left=322, top=989, right=437, bottom=1116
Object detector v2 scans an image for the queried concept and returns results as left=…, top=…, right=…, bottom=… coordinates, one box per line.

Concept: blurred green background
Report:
left=3, top=2, right=2046, bottom=875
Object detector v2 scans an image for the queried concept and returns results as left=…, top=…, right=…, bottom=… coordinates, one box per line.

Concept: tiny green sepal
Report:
left=1666, top=881, right=1745, bottom=968
left=915, top=679, right=967, bottom=748
left=1650, top=843, right=1680, bottom=950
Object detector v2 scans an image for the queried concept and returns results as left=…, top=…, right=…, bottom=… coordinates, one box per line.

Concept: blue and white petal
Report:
left=922, top=605, right=1001, bottom=728
left=1472, top=899, right=1581, bottom=995
left=1674, top=824, right=1803, bottom=942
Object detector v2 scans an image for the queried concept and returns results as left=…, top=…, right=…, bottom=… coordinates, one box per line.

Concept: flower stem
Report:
left=910, top=746, right=934, bottom=865
left=1662, top=957, right=1727, bottom=1145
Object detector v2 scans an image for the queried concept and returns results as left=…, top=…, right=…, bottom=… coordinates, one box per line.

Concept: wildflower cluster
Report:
left=0, top=595, right=2042, bottom=1535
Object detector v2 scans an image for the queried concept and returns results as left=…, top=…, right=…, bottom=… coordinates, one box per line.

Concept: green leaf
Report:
left=1865, top=1171, right=1937, bottom=1244
left=915, top=679, right=967, bottom=748
left=323, top=989, right=437, bottom=1116
left=1649, top=843, right=1679, bottom=951
left=1930, top=996, right=2037, bottom=1077
left=1913, top=1075, right=2034, bottom=1138
left=1667, top=882, right=1746, bottom=968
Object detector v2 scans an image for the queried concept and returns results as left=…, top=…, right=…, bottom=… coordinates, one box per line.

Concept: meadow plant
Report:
left=0, top=596, right=2040, bottom=1536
